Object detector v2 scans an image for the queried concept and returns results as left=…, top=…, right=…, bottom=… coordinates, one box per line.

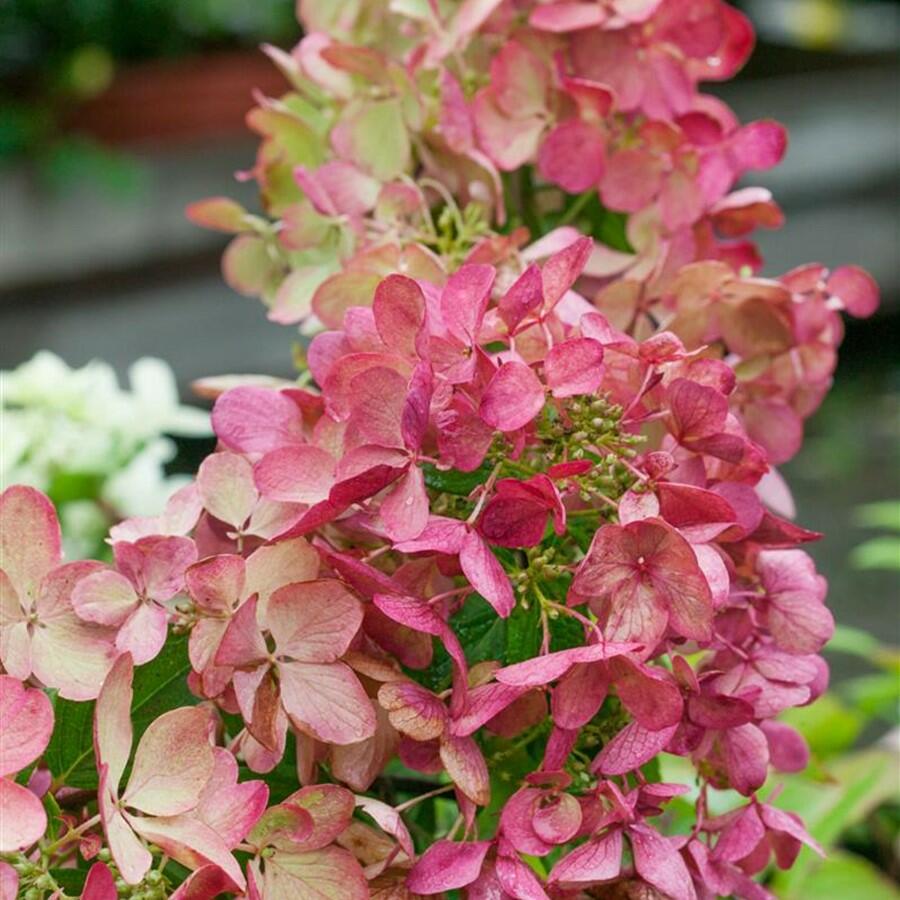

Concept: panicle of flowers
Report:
left=0, top=1, right=882, bottom=898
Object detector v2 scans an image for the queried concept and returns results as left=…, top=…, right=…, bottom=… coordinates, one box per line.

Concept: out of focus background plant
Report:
left=0, top=352, right=209, bottom=558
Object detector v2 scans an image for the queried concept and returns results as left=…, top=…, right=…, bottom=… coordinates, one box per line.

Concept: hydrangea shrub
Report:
left=0, top=1, right=881, bottom=897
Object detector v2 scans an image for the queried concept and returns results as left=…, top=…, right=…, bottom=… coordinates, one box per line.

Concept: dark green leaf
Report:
left=422, top=463, right=492, bottom=496
left=50, top=868, right=88, bottom=894
left=505, top=602, right=541, bottom=664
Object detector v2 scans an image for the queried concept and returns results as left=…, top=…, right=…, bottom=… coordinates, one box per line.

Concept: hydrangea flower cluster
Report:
left=0, top=1, right=881, bottom=898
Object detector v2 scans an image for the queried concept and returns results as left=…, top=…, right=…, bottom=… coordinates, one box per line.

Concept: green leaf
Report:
left=46, top=696, right=95, bottom=790
left=768, top=749, right=897, bottom=894
left=505, top=602, right=541, bottom=664
left=50, top=868, right=88, bottom=894
left=841, top=672, right=900, bottom=720
left=853, top=501, right=900, bottom=532
left=850, top=536, right=900, bottom=570
left=780, top=693, right=863, bottom=758
left=829, top=624, right=886, bottom=659
left=47, top=633, right=196, bottom=790
left=422, top=463, right=493, bottom=496
left=779, top=851, right=900, bottom=900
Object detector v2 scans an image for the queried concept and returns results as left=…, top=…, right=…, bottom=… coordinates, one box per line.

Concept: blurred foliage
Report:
left=766, top=511, right=900, bottom=897
left=0, top=0, right=296, bottom=179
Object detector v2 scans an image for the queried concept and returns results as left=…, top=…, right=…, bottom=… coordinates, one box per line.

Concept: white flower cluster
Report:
left=1, top=352, right=210, bottom=556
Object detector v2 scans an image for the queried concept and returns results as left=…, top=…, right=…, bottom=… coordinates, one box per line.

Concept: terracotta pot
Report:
left=66, top=49, right=288, bottom=146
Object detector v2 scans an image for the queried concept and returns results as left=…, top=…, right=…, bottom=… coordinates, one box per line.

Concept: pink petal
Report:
left=197, top=748, right=268, bottom=847
left=759, top=804, right=824, bottom=856
left=549, top=829, right=622, bottom=885
left=407, top=839, right=491, bottom=893
left=0, top=676, right=54, bottom=776
left=0, top=486, right=61, bottom=602
left=713, top=804, right=765, bottom=863
left=450, top=682, right=528, bottom=736
left=72, top=570, right=137, bottom=627
left=31, top=600, right=115, bottom=701
left=115, top=602, right=169, bottom=666
left=552, top=662, right=609, bottom=729
left=479, top=494, right=550, bottom=548
left=185, top=555, right=245, bottom=615
left=94, top=653, right=134, bottom=791
left=244, top=538, right=319, bottom=616
left=348, top=368, right=407, bottom=449
left=378, top=680, right=448, bottom=741
left=827, top=265, right=879, bottom=318
left=81, top=862, right=117, bottom=900
left=278, top=660, right=376, bottom=745
left=501, top=788, right=553, bottom=856
left=99, top=767, right=152, bottom=885
left=538, top=119, right=605, bottom=193
left=0, top=777, right=46, bottom=852
left=169, top=865, right=237, bottom=900
left=0, top=861, right=18, bottom=900
left=594, top=721, right=678, bottom=775
left=197, top=452, right=258, bottom=529
left=542, top=236, right=593, bottom=309
left=440, top=733, right=489, bottom=806
left=212, top=387, right=304, bottom=454
left=282, top=783, right=356, bottom=850
left=491, top=41, right=548, bottom=118
left=544, top=338, right=604, bottom=398
left=722, top=723, right=770, bottom=796
left=112, top=536, right=197, bottom=603
left=441, top=263, right=495, bottom=345
left=373, top=274, right=426, bottom=356
left=356, top=796, right=415, bottom=858
left=214, top=596, right=267, bottom=668
left=496, top=850, right=551, bottom=900
left=392, top=516, right=467, bottom=555
left=498, top=264, right=543, bottom=329
left=532, top=792, right=582, bottom=844
left=480, top=361, right=545, bottom=432
left=124, top=707, right=214, bottom=815
left=257, top=846, right=368, bottom=899
left=731, top=120, right=787, bottom=171
left=530, top=2, right=604, bottom=32
left=129, top=813, right=245, bottom=891
left=459, top=530, right=515, bottom=617
left=472, top=90, right=544, bottom=171
left=254, top=446, right=336, bottom=504
left=601, top=149, right=664, bottom=212
left=495, top=642, right=635, bottom=687
left=267, top=580, right=362, bottom=663
left=609, top=656, right=683, bottom=728
left=630, top=823, right=697, bottom=900
left=761, top=721, right=809, bottom=774
left=381, top=466, right=429, bottom=543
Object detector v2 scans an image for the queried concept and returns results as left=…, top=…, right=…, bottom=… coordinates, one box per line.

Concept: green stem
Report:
left=558, top=190, right=595, bottom=227
left=42, top=813, right=101, bottom=856
left=519, top=167, right=543, bottom=238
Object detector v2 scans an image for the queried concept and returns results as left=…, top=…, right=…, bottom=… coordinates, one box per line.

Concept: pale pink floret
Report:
left=572, top=518, right=714, bottom=647
left=94, top=654, right=256, bottom=888
left=245, top=784, right=369, bottom=898
left=215, top=578, right=376, bottom=749
left=72, top=535, right=197, bottom=665
left=0, top=486, right=116, bottom=699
